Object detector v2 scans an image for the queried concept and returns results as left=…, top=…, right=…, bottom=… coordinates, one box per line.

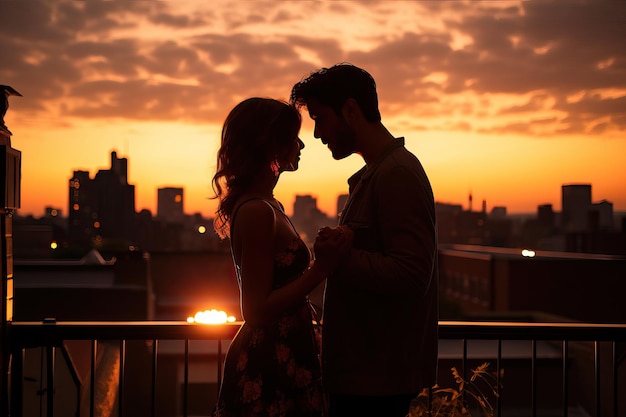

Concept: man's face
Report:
left=306, top=98, right=356, bottom=160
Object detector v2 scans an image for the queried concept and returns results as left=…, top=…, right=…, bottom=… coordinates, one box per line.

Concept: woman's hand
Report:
left=313, top=225, right=353, bottom=273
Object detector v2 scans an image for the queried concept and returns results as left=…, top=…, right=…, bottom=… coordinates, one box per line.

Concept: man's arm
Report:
left=339, top=164, right=437, bottom=297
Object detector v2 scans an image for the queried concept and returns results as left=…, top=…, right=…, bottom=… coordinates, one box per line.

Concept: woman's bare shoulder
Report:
left=232, top=198, right=276, bottom=233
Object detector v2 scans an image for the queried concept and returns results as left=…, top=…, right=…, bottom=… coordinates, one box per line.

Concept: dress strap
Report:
left=231, top=198, right=299, bottom=240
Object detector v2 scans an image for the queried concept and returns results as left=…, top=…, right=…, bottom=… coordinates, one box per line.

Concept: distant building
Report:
left=537, top=204, right=555, bottom=228
left=436, top=202, right=489, bottom=246
left=591, top=200, right=614, bottom=230
left=12, top=210, right=68, bottom=259
left=560, top=184, right=623, bottom=253
left=14, top=249, right=153, bottom=321
left=561, top=183, right=592, bottom=233
left=157, top=187, right=184, bottom=224
left=439, top=244, right=626, bottom=323
left=18, top=160, right=220, bottom=255
left=68, top=151, right=136, bottom=249
left=291, top=194, right=332, bottom=245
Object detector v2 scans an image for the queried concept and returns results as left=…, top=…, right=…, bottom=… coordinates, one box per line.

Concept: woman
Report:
left=212, top=97, right=349, bottom=417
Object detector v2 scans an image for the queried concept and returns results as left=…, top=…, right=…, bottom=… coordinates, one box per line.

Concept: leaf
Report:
left=451, top=367, right=464, bottom=384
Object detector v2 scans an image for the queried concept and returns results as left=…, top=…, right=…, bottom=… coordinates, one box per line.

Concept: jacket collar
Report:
left=347, top=137, right=405, bottom=191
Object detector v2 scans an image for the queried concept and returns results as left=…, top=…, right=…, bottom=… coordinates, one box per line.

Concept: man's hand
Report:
left=314, top=226, right=354, bottom=273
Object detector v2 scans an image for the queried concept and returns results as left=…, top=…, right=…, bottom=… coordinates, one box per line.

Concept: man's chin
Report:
left=332, top=149, right=352, bottom=160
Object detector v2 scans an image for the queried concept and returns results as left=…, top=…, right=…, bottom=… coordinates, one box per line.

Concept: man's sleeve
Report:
left=340, top=164, right=437, bottom=297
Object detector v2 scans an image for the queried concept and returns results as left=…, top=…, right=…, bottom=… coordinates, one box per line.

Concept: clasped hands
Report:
left=313, top=225, right=353, bottom=272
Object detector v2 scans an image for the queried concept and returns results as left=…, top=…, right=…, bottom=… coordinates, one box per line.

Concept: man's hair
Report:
left=290, top=63, right=381, bottom=123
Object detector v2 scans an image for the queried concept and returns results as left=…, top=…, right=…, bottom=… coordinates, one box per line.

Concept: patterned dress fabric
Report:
left=214, top=221, right=324, bottom=417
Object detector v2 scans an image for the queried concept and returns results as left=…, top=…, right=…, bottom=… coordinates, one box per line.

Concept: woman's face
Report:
left=279, top=134, right=305, bottom=172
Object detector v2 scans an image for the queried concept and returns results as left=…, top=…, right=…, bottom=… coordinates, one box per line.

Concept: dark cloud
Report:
left=0, top=0, right=624, bottom=136
left=344, top=0, right=626, bottom=135
left=148, top=10, right=211, bottom=28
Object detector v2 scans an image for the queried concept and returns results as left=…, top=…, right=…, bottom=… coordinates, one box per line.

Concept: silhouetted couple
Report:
left=212, top=64, right=438, bottom=417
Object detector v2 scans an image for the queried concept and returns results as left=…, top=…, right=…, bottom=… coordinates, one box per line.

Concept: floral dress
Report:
left=213, top=205, right=324, bottom=417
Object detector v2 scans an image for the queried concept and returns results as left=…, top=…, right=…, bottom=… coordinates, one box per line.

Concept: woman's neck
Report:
left=243, top=172, right=278, bottom=201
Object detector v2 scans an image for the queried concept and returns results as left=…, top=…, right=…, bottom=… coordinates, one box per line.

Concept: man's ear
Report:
left=341, top=98, right=362, bottom=124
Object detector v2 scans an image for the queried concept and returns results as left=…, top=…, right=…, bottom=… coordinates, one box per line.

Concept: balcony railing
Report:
left=6, top=320, right=626, bottom=417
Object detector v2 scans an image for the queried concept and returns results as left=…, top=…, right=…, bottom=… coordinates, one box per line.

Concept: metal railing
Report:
left=7, top=320, right=626, bottom=417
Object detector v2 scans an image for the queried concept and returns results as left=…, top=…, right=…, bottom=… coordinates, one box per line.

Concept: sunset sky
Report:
left=1, top=0, right=624, bottom=219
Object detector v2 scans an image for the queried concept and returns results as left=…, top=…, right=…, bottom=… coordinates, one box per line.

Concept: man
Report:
left=290, top=63, right=439, bottom=417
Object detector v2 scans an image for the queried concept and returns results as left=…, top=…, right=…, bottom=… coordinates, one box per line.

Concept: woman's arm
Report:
left=234, top=200, right=346, bottom=325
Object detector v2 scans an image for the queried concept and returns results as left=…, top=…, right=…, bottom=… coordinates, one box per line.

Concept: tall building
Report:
left=291, top=195, right=331, bottom=245
left=489, top=206, right=507, bottom=220
left=591, top=200, right=614, bottom=230
left=537, top=204, right=554, bottom=228
left=68, top=151, right=136, bottom=248
left=157, top=187, right=184, bottom=223
left=561, top=183, right=592, bottom=233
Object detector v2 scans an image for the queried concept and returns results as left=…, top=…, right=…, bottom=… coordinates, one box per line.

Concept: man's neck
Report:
left=358, top=122, right=395, bottom=165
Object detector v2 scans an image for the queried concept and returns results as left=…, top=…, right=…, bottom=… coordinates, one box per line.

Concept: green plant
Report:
left=409, top=362, right=501, bottom=417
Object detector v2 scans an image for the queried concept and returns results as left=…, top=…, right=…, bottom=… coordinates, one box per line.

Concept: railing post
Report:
left=183, top=339, right=189, bottom=417
left=497, top=339, right=502, bottom=417
left=90, top=340, right=97, bottom=417
left=151, top=339, right=158, bottom=417
left=217, top=340, right=222, bottom=398
left=595, top=341, right=600, bottom=417
left=46, top=344, right=55, bottom=417
left=0, top=85, right=21, bottom=417
left=532, top=339, right=537, bottom=417
left=563, top=340, right=569, bottom=417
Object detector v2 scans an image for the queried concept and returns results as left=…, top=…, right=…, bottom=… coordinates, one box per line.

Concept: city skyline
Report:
left=1, top=1, right=625, bottom=218
left=21, top=148, right=624, bottom=221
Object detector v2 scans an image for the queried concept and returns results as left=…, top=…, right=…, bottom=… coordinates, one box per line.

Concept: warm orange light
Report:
left=197, top=225, right=206, bottom=234
left=187, top=309, right=236, bottom=324
left=50, top=241, right=58, bottom=250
